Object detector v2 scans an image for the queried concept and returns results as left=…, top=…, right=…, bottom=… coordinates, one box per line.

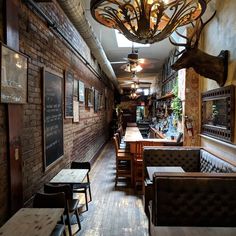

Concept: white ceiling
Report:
left=81, top=0, right=175, bottom=90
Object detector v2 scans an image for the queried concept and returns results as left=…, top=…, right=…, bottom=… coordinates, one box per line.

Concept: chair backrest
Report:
left=113, top=135, right=120, bottom=155
left=135, top=140, right=163, bottom=161
left=71, top=161, right=91, bottom=171
left=117, top=126, right=124, bottom=137
left=114, top=133, right=121, bottom=146
left=127, top=122, right=137, bottom=127
left=33, top=192, right=65, bottom=208
left=44, top=183, right=73, bottom=200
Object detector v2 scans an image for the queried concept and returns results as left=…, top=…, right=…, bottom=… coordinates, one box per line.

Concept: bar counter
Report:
left=124, top=127, right=176, bottom=153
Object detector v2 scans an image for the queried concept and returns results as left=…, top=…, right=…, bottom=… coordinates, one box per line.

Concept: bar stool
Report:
left=113, top=136, right=133, bottom=186
left=114, top=133, right=130, bottom=152
left=134, top=141, right=163, bottom=193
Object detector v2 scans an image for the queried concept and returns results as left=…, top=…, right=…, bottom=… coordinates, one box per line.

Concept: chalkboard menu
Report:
left=43, top=70, right=64, bottom=169
left=65, top=71, right=74, bottom=118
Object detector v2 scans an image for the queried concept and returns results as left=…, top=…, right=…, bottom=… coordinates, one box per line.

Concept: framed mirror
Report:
left=201, top=85, right=235, bottom=143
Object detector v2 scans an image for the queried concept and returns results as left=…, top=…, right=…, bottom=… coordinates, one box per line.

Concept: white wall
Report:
left=201, top=0, right=236, bottom=164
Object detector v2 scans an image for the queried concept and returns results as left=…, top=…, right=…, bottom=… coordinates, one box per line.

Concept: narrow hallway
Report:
left=77, top=141, right=149, bottom=236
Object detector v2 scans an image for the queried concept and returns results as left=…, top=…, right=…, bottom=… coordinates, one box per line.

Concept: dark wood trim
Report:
left=5, top=0, right=23, bottom=215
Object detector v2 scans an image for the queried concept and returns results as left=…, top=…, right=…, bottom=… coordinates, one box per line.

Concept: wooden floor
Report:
left=76, top=141, right=149, bottom=236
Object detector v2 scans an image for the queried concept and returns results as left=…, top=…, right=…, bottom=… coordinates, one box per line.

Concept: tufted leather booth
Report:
left=150, top=172, right=236, bottom=227
left=143, top=147, right=236, bottom=225
left=143, top=147, right=236, bottom=176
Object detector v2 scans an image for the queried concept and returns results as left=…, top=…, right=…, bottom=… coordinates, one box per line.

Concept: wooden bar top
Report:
left=50, top=169, right=88, bottom=184
left=124, top=127, right=143, bottom=142
left=0, top=208, right=64, bottom=236
left=124, top=127, right=176, bottom=143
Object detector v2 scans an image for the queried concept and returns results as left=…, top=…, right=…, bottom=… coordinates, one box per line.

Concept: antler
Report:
left=169, top=11, right=217, bottom=50
left=170, top=10, right=228, bottom=87
left=193, top=11, right=217, bottom=47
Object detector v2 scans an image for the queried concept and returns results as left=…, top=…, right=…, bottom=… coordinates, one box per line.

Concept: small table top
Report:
left=0, top=208, right=64, bottom=236
left=50, top=169, right=88, bottom=184
left=147, top=166, right=185, bottom=180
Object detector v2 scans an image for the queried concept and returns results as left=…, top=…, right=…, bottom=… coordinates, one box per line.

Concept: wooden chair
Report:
left=71, top=161, right=92, bottom=212
left=114, top=133, right=130, bottom=152
left=134, top=140, right=163, bottom=193
left=113, top=136, right=133, bottom=186
left=44, top=183, right=82, bottom=236
left=127, top=122, right=137, bottom=127
left=33, top=192, right=66, bottom=236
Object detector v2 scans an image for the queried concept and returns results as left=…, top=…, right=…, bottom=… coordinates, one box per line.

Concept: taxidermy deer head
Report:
left=170, top=12, right=228, bottom=87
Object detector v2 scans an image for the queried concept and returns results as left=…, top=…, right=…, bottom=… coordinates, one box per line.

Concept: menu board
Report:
left=65, top=71, right=74, bottom=118
left=43, top=70, right=64, bottom=168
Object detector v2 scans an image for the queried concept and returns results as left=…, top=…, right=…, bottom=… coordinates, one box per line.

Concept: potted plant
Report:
left=171, top=83, right=182, bottom=120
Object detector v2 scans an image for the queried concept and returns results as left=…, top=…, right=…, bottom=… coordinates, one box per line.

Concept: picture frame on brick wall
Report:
left=73, top=79, right=78, bottom=99
left=73, top=99, right=79, bottom=122
left=94, top=89, right=99, bottom=112
left=65, top=70, right=74, bottom=118
left=85, top=88, right=93, bottom=108
left=79, top=80, right=85, bottom=103
left=0, top=43, right=28, bottom=104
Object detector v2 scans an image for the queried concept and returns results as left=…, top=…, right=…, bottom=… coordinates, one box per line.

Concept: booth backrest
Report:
left=200, top=149, right=236, bottom=173
left=143, top=147, right=236, bottom=176
left=152, top=173, right=236, bottom=227
left=143, top=147, right=200, bottom=176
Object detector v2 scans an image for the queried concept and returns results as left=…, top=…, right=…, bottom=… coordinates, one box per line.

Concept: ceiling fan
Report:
left=110, top=46, right=159, bottom=72
left=119, top=72, right=152, bottom=88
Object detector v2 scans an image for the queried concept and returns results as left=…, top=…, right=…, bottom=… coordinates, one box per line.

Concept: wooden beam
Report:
left=5, top=0, right=23, bottom=214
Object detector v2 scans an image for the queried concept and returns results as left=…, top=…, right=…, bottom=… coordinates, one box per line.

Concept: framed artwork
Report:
left=94, top=89, right=99, bottom=112
left=79, top=80, right=85, bottom=102
left=65, top=70, right=74, bottom=118
left=73, top=79, right=78, bottom=98
left=99, top=93, right=104, bottom=110
left=73, top=100, right=79, bottom=122
left=43, top=68, right=64, bottom=170
left=0, top=43, right=28, bottom=103
left=85, top=88, right=93, bottom=107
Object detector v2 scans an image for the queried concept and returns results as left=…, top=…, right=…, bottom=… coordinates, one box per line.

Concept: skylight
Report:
left=115, top=30, right=150, bottom=48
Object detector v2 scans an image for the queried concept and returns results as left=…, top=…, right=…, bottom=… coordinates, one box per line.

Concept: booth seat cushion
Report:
left=200, top=149, right=236, bottom=173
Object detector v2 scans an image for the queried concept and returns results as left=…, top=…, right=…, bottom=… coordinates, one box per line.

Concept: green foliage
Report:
left=171, top=83, right=182, bottom=120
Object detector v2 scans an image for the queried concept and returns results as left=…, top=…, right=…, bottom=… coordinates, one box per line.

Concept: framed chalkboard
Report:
left=43, top=69, right=64, bottom=169
left=0, top=43, right=28, bottom=103
left=65, top=71, right=74, bottom=118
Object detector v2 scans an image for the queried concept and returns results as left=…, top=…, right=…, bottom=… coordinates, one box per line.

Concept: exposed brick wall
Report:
left=0, top=0, right=114, bottom=222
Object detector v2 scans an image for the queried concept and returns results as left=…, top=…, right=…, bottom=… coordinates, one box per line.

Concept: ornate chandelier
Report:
left=90, top=0, right=208, bottom=44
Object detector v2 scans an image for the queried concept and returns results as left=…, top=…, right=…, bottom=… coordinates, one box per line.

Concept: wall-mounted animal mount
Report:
left=170, top=12, right=228, bottom=87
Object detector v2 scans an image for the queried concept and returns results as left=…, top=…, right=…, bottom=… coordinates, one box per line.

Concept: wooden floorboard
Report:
left=76, top=141, right=149, bottom=236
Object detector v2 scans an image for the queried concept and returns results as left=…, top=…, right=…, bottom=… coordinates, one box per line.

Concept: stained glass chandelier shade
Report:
left=91, top=0, right=208, bottom=44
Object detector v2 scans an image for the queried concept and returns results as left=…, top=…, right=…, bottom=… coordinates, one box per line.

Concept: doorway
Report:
left=136, top=106, right=144, bottom=122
